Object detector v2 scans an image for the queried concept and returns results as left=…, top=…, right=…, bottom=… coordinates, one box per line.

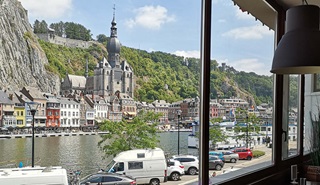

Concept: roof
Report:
left=58, top=98, right=80, bottom=105
left=114, top=148, right=165, bottom=161
left=22, top=86, right=46, bottom=100
left=68, top=74, right=86, bottom=88
left=0, top=90, right=13, bottom=104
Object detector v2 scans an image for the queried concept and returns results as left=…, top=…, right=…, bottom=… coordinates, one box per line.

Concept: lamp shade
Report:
left=27, top=102, right=39, bottom=112
left=271, top=5, right=320, bottom=74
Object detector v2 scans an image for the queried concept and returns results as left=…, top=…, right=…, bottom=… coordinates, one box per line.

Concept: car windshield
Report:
left=105, top=160, right=116, bottom=172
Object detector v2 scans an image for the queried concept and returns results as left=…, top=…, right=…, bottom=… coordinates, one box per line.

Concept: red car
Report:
left=232, top=148, right=253, bottom=160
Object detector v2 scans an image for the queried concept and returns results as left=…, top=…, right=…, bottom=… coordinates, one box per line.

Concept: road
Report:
left=164, top=144, right=272, bottom=185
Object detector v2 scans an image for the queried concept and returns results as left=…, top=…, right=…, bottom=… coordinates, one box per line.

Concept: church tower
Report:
left=107, top=6, right=121, bottom=68
left=93, top=5, right=135, bottom=98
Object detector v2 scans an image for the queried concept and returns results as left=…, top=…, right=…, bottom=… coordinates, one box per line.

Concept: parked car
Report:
left=167, top=159, right=185, bottom=181
left=208, top=155, right=224, bottom=170
left=208, top=151, right=225, bottom=161
left=79, top=172, right=136, bottom=185
left=171, top=155, right=199, bottom=175
left=221, top=150, right=239, bottom=163
left=232, top=148, right=253, bottom=160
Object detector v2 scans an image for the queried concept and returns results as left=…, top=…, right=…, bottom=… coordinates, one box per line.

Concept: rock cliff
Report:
left=0, top=0, right=60, bottom=93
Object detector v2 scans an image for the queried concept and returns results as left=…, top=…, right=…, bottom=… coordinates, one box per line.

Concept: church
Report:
left=61, top=10, right=135, bottom=99
left=92, top=12, right=134, bottom=98
left=60, top=9, right=137, bottom=120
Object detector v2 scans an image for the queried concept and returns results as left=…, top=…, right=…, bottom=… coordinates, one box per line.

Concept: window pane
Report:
left=282, top=75, right=299, bottom=159
left=205, top=0, right=275, bottom=182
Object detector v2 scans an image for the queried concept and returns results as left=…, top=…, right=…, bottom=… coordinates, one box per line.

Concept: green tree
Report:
left=33, top=20, right=48, bottom=33
left=196, top=124, right=227, bottom=150
left=49, top=21, right=65, bottom=36
left=98, top=111, right=161, bottom=157
left=208, top=125, right=228, bottom=149
left=233, top=114, right=260, bottom=148
left=96, top=34, right=109, bottom=44
left=33, top=20, right=41, bottom=33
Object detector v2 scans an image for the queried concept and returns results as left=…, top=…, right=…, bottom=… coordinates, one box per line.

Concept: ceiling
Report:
left=232, top=0, right=320, bottom=30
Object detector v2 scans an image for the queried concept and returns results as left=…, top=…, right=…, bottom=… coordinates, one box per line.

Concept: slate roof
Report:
left=0, top=90, right=13, bottom=104
left=68, top=74, right=86, bottom=88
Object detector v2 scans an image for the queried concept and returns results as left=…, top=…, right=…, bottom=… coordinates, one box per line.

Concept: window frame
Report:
left=198, top=1, right=308, bottom=184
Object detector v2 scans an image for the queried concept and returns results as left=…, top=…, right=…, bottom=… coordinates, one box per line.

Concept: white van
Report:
left=106, top=147, right=167, bottom=185
left=0, top=166, right=68, bottom=185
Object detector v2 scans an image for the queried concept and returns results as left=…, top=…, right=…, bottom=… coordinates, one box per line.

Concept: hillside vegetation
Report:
left=35, top=19, right=278, bottom=104
left=39, top=38, right=276, bottom=105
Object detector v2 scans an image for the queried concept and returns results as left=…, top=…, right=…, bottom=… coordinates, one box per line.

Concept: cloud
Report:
left=225, top=58, right=271, bottom=76
left=19, top=0, right=72, bottom=19
left=173, top=50, right=200, bottom=59
left=125, top=5, right=175, bottom=30
left=222, top=25, right=273, bottom=40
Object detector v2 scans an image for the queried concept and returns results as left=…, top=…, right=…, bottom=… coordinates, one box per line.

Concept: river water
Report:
left=0, top=132, right=197, bottom=177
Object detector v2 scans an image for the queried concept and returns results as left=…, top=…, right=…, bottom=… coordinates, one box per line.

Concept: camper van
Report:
left=0, top=166, right=68, bottom=185
left=106, top=147, right=167, bottom=185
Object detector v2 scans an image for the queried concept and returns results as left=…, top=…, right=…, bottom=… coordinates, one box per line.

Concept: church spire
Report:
left=110, top=4, right=117, bottom=38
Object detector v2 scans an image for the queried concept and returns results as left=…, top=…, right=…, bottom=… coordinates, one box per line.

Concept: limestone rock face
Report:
left=0, top=0, right=60, bottom=93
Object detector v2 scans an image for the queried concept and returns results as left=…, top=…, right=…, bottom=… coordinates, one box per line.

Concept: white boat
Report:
left=0, top=166, right=69, bottom=185
left=188, top=122, right=200, bottom=148
left=187, top=121, right=271, bottom=149
left=169, top=128, right=192, bottom=132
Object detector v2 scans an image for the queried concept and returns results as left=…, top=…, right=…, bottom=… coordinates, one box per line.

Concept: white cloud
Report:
left=19, top=0, right=72, bottom=19
left=173, top=50, right=200, bottom=59
left=226, top=58, right=271, bottom=76
left=222, top=25, right=273, bottom=40
left=125, top=5, right=175, bottom=30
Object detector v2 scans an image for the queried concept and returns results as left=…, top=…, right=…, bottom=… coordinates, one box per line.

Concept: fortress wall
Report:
left=36, top=33, right=93, bottom=49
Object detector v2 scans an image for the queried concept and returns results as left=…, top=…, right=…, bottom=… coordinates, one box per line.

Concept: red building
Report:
left=44, top=93, right=60, bottom=127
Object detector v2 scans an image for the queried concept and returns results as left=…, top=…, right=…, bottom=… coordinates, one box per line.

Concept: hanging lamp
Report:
left=271, top=5, right=320, bottom=74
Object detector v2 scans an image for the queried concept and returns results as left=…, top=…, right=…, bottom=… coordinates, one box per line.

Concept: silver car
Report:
left=221, top=150, right=239, bottom=163
left=79, top=172, right=136, bottom=185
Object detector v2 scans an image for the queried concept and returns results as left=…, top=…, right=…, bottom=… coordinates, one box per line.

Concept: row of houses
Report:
left=0, top=86, right=272, bottom=129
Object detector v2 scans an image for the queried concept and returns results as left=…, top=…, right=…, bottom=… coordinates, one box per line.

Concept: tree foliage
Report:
left=209, top=125, right=228, bottom=149
left=33, top=21, right=93, bottom=41
left=39, top=40, right=103, bottom=78
left=96, top=34, right=109, bottom=44
left=33, top=20, right=48, bottom=33
left=233, top=114, right=261, bottom=148
left=98, top=111, right=161, bottom=157
left=196, top=125, right=227, bottom=149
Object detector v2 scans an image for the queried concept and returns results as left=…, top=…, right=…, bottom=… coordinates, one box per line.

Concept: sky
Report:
left=18, top=0, right=275, bottom=76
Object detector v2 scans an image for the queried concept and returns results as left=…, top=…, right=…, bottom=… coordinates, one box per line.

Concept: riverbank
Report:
left=0, top=131, right=109, bottom=139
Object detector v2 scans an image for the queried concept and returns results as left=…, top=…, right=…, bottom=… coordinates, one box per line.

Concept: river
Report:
left=0, top=132, right=198, bottom=177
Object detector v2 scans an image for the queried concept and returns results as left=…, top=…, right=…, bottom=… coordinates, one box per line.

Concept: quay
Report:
left=0, top=131, right=109, bottom=139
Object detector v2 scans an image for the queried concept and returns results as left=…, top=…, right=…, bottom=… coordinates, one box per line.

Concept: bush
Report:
left=252, top=150, right=265, bottom=158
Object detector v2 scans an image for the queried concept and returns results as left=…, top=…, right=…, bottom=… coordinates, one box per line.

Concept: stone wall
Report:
left=36, top=33, right=93, bottom=49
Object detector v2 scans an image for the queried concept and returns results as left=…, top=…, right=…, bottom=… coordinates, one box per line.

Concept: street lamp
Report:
left=27, top=102, right=39, bottom=167
left=246, top=114, right=249, bottom=148
left=177, top=110, right=182, bottom=155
